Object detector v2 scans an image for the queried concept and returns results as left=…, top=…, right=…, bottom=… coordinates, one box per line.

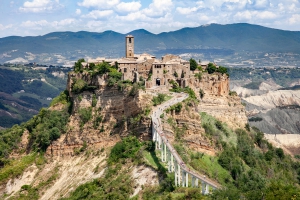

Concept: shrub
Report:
left=50, top=90, right=69, bottom=106
left=108, top=136, right=142, bottom=164
left=72, top=78, right=87, bottom=94
left=93, top=116, right=103, bottom=129
left=152, top=93, right=167, bottom=106
left=217, top=66, right=228, bottom=75
left=229, top=90, right=237, bottom=96
left=184, top=87, right=197, bottom=99
left=129, top=83, right=139, bottom=96
left=92, top=94, right=97, bottom=107
left=195, top=72, right=202, bottom=81
left=245, top=123, right=250, bottom=131
left=275, top=148, right=285, bottom=159
left=79, top=107, right=92, bottom=126
left=108, top=68, right=122, bottom=80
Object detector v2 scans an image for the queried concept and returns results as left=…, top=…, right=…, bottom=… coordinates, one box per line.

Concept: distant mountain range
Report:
left=1, top=23, right=300, bottom=65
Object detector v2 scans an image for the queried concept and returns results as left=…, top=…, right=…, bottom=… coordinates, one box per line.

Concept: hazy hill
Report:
left=1, top=23, right=300, bottom=65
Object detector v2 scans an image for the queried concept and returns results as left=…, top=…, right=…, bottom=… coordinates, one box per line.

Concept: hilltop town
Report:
left=76, top=35, right=230, bottom=97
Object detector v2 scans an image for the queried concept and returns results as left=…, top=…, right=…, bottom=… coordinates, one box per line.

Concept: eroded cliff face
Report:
left=191, top=73, right=247, bottom=129
left=190, top=73, right=229, bottom=97
left=198, top=95, right=247, bottom=129
left=46, top=72, right=153, bottom=157
left=162, top=104, right=216, bottom=156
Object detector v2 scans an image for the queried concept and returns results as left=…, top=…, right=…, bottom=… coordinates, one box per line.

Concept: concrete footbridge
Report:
left=151, top=93, right=221, bottom=194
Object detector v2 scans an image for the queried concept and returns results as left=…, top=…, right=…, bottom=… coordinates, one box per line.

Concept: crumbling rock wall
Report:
left=46, top=73, right=152, bottom=157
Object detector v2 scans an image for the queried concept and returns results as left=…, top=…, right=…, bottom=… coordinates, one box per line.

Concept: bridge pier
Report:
left=161, top=141, right=164, bottom=162
left=201, top=181, right=210, bottom=195
left=168, top=153, right=174, bottom=172
left=181, top=171, right=189, bottom=187
left=191, top=176, right=199, bottom=187
left=152, top=125, right=157, bottom=142
left=158, top=134, right=162, bottom=149
left=163, top=143, right=167, bottom=162
left=175, top=162, right=181, bottom=187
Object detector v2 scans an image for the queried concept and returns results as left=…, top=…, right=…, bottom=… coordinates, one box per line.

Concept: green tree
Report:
left=96, top=62, right=111, bottom=75
left=207, top=63, right=217, bottom=74
left=189, top=58, right=198, bottom=71
left=275, top=148, right=285, bottom=159
left=88, top=63, right=96, bottom=71
left=74, top=58, right=85, bottom=72
left=217, top=66, right=228, bottom=75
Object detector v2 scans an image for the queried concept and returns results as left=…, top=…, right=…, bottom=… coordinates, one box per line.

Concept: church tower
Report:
left=125, top=35, right=134, bottom=58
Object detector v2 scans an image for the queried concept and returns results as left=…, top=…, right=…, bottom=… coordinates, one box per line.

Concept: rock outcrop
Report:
left=198, top=95, right=248, bottom=129
left=46, top=72, right=153, bottom=157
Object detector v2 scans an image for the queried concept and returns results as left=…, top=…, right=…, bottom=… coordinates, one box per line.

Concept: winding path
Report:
left=151, top=92, right=221, bottom=194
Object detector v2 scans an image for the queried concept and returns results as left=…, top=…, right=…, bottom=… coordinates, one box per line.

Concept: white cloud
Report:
left=55, top=18, right=76, bottom=26
left=176, top=6, right=198, bottom=15
left=19, top=0, right=63, bottom=13
left=289, top=14, right=300, bottom=24
left=234, top=10, right=252, bottom=21
left=76, top=9, right=81, bottom=15
left=0, top=24, right=13, bottom=31
left=248, top=0, right=270, bottom=10
left=82, top=10, right=114, bottom=19
left=143, top=0, right=173, bottom=18
left=21, top=18, right=76, bottom=29
left=115, top=1, right=141, bottom=13
left=78, top=0, right=119, bottom=9
left=256, top=11, right=277, bottom=19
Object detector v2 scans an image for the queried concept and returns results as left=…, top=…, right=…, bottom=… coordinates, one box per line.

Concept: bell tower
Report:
left=125, top=35, right=134, bottom=58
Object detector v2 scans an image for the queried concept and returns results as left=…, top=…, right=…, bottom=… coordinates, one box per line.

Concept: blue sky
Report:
left=0, top=0, right=300, bottom=38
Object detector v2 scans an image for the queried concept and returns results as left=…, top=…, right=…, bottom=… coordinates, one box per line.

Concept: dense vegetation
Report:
left=0, top=91, right=70, bottom=160
left=0, top=68, right=24, bottom=94
left=0, top=64, right=70, bottom=128
left=198, top=113, right=300, bottom=199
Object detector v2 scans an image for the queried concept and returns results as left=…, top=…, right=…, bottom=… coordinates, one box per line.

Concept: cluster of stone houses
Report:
left=80, top=35, right=229, bottom=96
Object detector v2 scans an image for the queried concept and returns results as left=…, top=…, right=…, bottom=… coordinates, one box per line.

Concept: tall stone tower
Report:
left=125, top=35, right=134, bottom=58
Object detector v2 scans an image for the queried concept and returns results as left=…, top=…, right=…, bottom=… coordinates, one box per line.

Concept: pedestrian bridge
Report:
left=151, top=93, right=220, bottom=194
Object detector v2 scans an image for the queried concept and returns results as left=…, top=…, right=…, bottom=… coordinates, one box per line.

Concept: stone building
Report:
left=80, top=35, right=229, bottom=96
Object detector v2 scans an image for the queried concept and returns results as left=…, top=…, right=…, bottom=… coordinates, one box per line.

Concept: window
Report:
left=129, top=38, right=132, bottom=43
left=157, top=70, right=159, bottom=73
left=124, top=68, right=127, bottom=72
